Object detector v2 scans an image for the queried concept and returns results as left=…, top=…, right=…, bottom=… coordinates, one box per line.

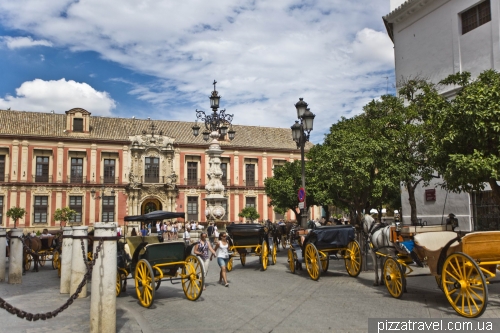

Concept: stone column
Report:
left=90, top=222, right=117, bottom=333
left=60, top=227, right=73, bottom=293
left=0, top=228, right=6, bottom=282
left=70, top=226, right=88, bottom=298
left=8, top=228, right=23, bottom=284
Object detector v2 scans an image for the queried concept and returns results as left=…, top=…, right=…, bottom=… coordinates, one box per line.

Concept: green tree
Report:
left=264, top=160, right=320, bottom=221
left=6, top=207, right=26, bottom=228
left=428, top=70, right=500, bottom=205
left=238, top=207, right=260, bottom=222
left=54, top=207, right=77, bottom=227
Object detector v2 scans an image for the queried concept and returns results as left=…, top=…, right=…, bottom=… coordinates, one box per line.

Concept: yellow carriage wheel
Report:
left=345, top=240, right=362, bottom=277
left=288, top=248, right=296, bottom=273
left=24, top=254, right=32, bottom=271
left=52, top=250, right=60, bottom=270
left=261, top=240, right=269, bottom=271
left=442, top=252, right=488, bottom=318
left=240, top=253, right=246, bottom=267
left=134, top=259, right=155, bottom=308
left=321, top=252, right=329, bottom=273
left=281, top=235, right=287, bottom=250
left=271, top=242, right=277, bottom=265
left=87, top=252, right=93, bottom=261
left=57, top=260, right=61, bottom=278
left=116, top=271, right=122, bottom=296
left=383, top=257, right=405, bottom=299
left=305, top=243, right=321, bottom=281
left=227, top=257, right=234, bottom=272
left=182, top=255, right=204, bottom=301
left=39, top=254, right=46, bottom=266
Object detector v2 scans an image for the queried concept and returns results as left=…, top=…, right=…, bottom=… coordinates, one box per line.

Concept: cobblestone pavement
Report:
left=1, top=250, right=500, bottom=333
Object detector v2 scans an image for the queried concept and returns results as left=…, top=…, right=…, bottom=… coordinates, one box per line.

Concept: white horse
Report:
left=362, top=214, right=396, bottom=286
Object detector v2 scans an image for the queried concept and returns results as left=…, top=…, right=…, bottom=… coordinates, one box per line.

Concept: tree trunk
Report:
left=406, top=180, right=418, bottom=226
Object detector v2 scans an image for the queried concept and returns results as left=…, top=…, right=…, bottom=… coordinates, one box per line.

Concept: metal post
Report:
left=300, top=128, right=307, bottom=229
left=90, top=222, right=117, bottom=333
left=0, top=228, right=6, bottom=282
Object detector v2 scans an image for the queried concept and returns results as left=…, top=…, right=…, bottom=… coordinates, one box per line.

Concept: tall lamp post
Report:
left=192, top=81, right=236, bottom=225
left=291, top=98, right=315, bottom=228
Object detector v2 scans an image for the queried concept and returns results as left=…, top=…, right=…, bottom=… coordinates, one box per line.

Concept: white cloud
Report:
left=40, top=54, right=45, bottom=61
left=0, top=78, right=116, bottom=116
left=0, top=0, right=394, bottom=143
left=1, top=36, right=53, bottom=49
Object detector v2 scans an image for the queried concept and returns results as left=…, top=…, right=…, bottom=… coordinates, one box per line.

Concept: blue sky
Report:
left=0, top=0, right=395, bottom=144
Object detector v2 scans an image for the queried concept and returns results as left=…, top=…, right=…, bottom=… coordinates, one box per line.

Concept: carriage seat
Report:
left=413, top=231, right=458, bottom=251
left=40, top=236, right=54, bottom=250
left=125, top=236, right=144, bottom=258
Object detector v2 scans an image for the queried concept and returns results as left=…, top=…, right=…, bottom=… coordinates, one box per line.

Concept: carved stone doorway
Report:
left=142, top=198, right=162, bottom=214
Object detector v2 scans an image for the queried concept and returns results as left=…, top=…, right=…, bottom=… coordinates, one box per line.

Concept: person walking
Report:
left=207, top=222, right=215, bottom=246
left=193, top=232, right=217, bottom=291
left=212, top=232, right=230, bottom=287
left=183, top=227, right=191, bottom=245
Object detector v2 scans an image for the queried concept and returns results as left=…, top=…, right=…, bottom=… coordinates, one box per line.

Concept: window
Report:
left=221, top=162, right=228, bottom=186
left=221, top=201, right=228, bottom=221
left=0, top=155, right=5, bottom=181
left=187, top=197, right=198, bottom=221
left=462, top=0, right=491, bottom=34
left=187, top=162, right=198, bottom=186
left=246, top=197, right=256, bottom=208
left=71, top=158, right=83, bottom=183
left=246, top=164, right=255, bottom=187
left=73, top=118, right=84, bottom=132
left=273, top=160, right=286, bottom=176
left=103, top=159, right=116, bottom=184
left=0, top=196, right=3, bottom=224
left=34, top=196, right=48, bottom=223
left=35, top=156, right=49, bottom=182
left=102, top=196, right=115, bottom=222
left=145, top=157, right=159, bottom=183
left=69, top=196, right=83, bottom=223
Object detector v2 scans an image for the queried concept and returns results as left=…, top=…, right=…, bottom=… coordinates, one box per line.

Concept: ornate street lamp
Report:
left=291, top=98, right=315, bottom=228
left=192, top=80, right=236, bottom=224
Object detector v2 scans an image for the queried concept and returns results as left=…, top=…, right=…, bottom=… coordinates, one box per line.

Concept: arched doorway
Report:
left=141, top=198, right=162, bottom=214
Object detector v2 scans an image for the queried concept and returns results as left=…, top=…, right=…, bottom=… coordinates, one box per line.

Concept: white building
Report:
left=384, top=0, right=499, bottom=230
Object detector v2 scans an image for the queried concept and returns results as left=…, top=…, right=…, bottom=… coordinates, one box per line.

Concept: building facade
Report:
left=0, top=108, right=317, bottom=230
left=384, top=0, right=499, bottom=230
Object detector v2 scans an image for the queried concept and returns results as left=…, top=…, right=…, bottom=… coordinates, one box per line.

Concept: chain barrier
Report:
left=0, top=237, right=104, bottom=321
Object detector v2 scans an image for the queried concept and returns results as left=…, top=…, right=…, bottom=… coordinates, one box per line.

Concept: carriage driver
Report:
left=39, top=229, right=52, bottom=238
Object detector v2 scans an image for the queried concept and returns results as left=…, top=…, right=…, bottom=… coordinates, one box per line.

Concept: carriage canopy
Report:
left=124, top=210, right=185, bottom=221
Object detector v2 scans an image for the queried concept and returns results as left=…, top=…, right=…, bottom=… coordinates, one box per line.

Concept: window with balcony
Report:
left=245, top=164, right=255, bottom=187
left=0, top=155, right=5, bottom=182
left=102, top=196, right=115, bottom=222
left=187, top=162, right=198, bottom=186
left=221, top=162, right=228, bottom=186
left=35, top=156, right=49, bottom=182
left=462, top=0, right=491, bottom=34
left=103, top=159, right=116, bottom=184
left=187, top=196, right=198, bottom=221
left=71, top=158, right=83, bottom=183
left=145, top=157, right=159, bottom=183
left=0, top=196, right=3, bottom=224
left=69, top=196, right=83, bottom=223
left=73, top=118, right=84, bottom=132
left=246, top=197, right=256, bottom=208
left=34, top=196, right=48, bottom=223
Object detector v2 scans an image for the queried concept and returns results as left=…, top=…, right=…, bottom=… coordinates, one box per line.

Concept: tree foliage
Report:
left=238, top=206, right=260, bottom=222
left=54, top=207, right=77, bottom=226
left=6, top=207, right=26, bottom=229
left=428, top=70, right=500, bottom=205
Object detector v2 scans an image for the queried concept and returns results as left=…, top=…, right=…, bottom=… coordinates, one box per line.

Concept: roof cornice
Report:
left=384, top=0, right=433, bottom=24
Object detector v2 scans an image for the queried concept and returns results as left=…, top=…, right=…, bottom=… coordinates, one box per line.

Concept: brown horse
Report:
left=23, top=235, right=42, bottom=272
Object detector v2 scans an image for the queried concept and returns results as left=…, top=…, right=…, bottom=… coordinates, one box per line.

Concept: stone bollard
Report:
left=60, top=226, right=73, bottom=294
left=0, top=228, right=6, bottom=282
left=70, top=226, right=88, bottom=298
left=90, top=222, right=117, bottom=333
left=8, top=228, right=23, bottom=284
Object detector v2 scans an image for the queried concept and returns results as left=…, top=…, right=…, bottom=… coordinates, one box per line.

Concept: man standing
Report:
left=207, top=222, right=215, bottom=246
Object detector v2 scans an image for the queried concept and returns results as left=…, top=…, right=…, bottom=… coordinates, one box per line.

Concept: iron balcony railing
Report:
left=184, top=178, right=201, bottom=186
left=33, top=175, right=53, bottom=183
left=67, top=175, right=87, bottom=184
left=101, top=176, right=119, bottom=184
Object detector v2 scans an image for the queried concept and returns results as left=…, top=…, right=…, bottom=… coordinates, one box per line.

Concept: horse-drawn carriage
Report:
left=24, top=230, right=62, bottom=272
left=364, top=214, right=500, bottom=318
left=118, top=211, right=204, bottom=308
left=225, top=223, right=277, bottom=271
left=287, top=224, right=362, bottom=280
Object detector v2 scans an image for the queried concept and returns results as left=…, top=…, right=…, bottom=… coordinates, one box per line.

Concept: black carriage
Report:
left=118, top=211, right=204, bottom=308
left=288, top=225, right=362, bottom=280
left=225, top=223, right=277, bottom=271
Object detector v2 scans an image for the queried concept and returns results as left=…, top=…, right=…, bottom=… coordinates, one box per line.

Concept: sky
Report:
left=0, top=0, right=395, bottom=144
